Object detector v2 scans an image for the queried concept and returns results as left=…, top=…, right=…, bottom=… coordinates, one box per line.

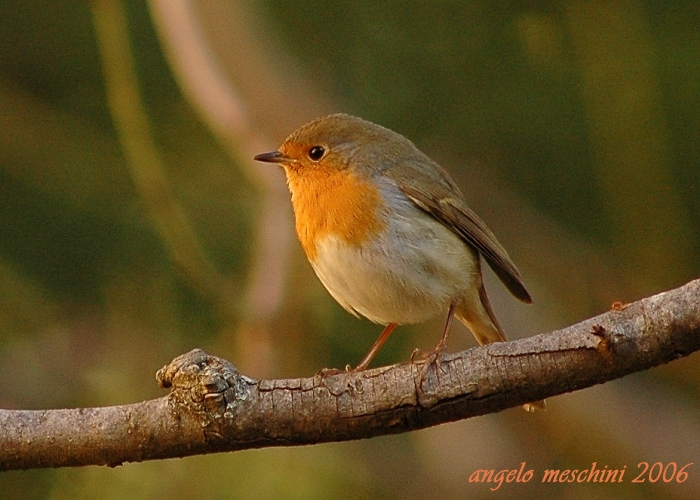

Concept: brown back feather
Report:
left=385, top=162, right=532, bottom=304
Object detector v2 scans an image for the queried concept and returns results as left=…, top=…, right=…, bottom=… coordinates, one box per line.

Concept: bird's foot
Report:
left=411, top=343, right=448, bottom=374
left=315, top=365, right=354, bottom=378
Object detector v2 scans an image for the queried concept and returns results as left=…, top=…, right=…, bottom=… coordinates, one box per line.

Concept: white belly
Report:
left=310, top=198, right=479, bottom=325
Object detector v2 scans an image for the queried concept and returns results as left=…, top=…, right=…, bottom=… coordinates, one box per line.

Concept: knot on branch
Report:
left=156, top=349, right=255, bottom=436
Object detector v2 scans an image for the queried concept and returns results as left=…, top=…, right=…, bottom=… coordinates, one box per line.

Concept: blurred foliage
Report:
left=0, top=0, right=698, bottom=499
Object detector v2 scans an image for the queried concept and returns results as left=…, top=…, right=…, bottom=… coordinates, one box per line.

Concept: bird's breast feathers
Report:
left=286, top=167, right=386, bottom=261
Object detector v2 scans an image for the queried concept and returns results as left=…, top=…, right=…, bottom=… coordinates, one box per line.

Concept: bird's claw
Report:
left=315, top=365, right=355, bottom=378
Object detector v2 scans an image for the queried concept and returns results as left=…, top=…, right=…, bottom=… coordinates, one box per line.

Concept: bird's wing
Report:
left=386, top=161, right=532, bottom=303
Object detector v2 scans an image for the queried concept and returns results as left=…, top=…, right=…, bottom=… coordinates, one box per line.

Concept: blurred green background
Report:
left=1, top=1, right=698, bottom=499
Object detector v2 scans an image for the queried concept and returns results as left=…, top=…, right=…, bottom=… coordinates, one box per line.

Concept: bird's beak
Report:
left=253, top=151, right=293, bottom=164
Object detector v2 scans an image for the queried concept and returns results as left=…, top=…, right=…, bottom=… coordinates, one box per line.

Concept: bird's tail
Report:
left=455, top=281, right=507, bottom=345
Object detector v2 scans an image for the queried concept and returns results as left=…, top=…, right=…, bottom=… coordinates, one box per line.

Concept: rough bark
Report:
left=1, top=279, right=699, bottom=470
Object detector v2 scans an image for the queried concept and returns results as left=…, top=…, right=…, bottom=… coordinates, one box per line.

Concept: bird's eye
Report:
left=308, top=146, right=325, bottom=161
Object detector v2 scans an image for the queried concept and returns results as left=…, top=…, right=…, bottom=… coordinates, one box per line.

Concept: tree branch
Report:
left=1, top=279, right=699, bottom=470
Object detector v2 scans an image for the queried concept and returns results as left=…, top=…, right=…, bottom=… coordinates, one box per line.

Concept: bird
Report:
left=255, top=113, right=544, bottom=411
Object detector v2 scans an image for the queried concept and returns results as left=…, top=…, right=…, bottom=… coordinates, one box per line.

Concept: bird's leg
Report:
left=411, top=303, right=456, bottom=364
left=316, top=323, right=397, bottom=377
left=436, top=302, right=456, bottom=352
left=353, top=323, right=397, bottom=372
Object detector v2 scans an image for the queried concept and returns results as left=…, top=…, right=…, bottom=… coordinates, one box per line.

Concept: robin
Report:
left=255, top=113, right=544, bottom=411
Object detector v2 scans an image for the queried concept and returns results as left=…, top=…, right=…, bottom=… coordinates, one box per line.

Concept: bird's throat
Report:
left=285, top=168, right=386, bottom=262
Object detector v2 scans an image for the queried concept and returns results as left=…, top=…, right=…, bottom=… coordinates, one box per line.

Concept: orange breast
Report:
left=284, top=167, right=386, bottom=262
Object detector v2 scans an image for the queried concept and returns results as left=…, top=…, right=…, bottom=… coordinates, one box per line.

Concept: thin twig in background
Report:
left=147, top=0, right=306, bottom=375
left=92, top=0, right=231, bottom=305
